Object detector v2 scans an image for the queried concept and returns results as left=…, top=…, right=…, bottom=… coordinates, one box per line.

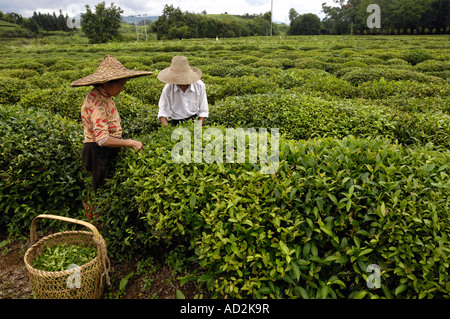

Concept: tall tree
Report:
left=427, top=0, right=449, bottom=31
left=288, top=8, right=299, bottom=24
left=321, top=0, right=449, bottom=34
left=289, top=13, right=321, bottom=35
left=321, top=0, right=353, bottom=34
left=81, top=2, right=123, bottom=43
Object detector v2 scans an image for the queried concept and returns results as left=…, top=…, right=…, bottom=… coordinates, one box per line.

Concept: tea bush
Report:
left=357, top=78, right=449, bottom=99
left=201, top=62, right=242, bottom=77
left=25, top=73, right=68, bottom=89
left=113, top=93, right=161, bottom=137
left=302, top=73, right=356, bottom=98
left=415, top=59, right=450, bottom=72
left=373, top=96, right=450, bottom=115
left=208, top=93, right=450, bottom=149
left=89, top=124, right=450, bottom=298
left=15, top=60, right=46, bottom=74
left=296, top=57, right=335, bottom=72
left=48, top=60, right=79, bottom=72
left=342, top=56, right=384, bottom=66
left=384, top=58, right=410, bottom=66
left=0, top=104, right=84, bottom=237
left=205, top=75, right=276, bottom=105
left=341, top=67, right=444, bottom=86
left=0, top=76, right=29, bottom=104
left=402, top=49, right=433, bottom=65
left=20, top=86, right=89, bottom=120
left=1, top=69, right=40, bottom=79
left=123, top=76, right=165, bottom=105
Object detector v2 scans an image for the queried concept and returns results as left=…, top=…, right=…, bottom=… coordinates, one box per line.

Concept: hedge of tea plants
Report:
left=87, top=124, right=449, bottom=299
left=209, top=92, right=450, bottom=148
left=0, top=104, right=84, bottom=236
left=0, top=35, right=449, bottom=298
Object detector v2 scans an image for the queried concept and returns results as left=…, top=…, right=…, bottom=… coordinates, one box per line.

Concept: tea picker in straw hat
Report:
left=157, top=56, right=209, bottom=127
left=71, top=55, right=153, bottom=192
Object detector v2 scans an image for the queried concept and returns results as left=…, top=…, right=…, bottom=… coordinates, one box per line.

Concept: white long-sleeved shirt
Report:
left=157, top=80, right=209, bottom=120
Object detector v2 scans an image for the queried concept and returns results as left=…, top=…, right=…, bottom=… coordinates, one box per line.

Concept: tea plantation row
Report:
left=0, top=35, right=449, bottom=298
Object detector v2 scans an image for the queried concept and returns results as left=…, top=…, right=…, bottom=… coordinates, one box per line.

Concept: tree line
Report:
left=151, top=5, right=278, bottom=40
left=1, top=0, right=448, bottom=41
left=289, top=0, right=449, bottom=35
left=1, top=2, right=278, bottom=41
left=30, top=11, right=73, bottom=32
left=0, top=10, right=73, bottom=34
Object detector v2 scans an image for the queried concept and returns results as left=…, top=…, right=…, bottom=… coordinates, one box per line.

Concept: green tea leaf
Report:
left=295, top=286, right=309, bottom=299
left=189, top=195, right=196, bottom=210
left=350, top=290, right=369, bottom=299
left=291, top=261, right=301, bottom=281
left=120, top=272, right=134, bottom=291
left=395, top=284, right=408, bottom=296
left=176, top=289, right=186, bottom=299
left=327, top=193, right=338, bottom=205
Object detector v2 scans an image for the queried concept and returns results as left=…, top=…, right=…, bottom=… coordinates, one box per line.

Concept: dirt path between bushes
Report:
left=0, top=235, right=205, bottom=299
left=0, top=238, right=32, bottom=299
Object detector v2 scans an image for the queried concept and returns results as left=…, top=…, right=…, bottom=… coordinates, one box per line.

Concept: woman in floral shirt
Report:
left=72, top=55, right=153, bottom=192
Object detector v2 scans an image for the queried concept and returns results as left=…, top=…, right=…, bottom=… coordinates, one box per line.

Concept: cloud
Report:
left=244, top=0, right=269, bottom=6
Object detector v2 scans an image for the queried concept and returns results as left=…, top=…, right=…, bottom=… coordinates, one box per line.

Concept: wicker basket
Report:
left=23, top=214, right=110, bottom=299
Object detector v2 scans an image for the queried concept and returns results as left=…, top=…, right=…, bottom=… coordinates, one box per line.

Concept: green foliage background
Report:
left=0, top=34, right=449, bottom=299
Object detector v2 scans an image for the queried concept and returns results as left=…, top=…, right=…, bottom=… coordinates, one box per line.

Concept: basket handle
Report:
left=29, top=214, right=102, bottom=245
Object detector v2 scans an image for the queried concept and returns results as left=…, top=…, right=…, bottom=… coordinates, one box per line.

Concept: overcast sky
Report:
left=0, top=0, right=327, bottom=24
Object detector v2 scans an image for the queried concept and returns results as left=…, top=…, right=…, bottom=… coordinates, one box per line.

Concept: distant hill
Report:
left=207, top=13, right=286, bottom=26
left=0, top=19, right=34, bottom=38
left=67, top=14, right=158, bottom=25
left=121, top=15, right=159, bottom=25
left=207, top=13, right=286, bottom=25
left=206, top=14, right=246, bottom=22
left=0, top=20, right=17, bottom=27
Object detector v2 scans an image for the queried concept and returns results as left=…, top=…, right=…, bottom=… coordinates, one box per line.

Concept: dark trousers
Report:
left=82, top=142, right=119, bottom=192
left=171, top=115, right=198, bottom=126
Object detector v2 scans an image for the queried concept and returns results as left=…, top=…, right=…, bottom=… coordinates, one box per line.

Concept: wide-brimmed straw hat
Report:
left=157, top=56, right=202, bottom=85
left=71, top=55, right=153, bottom=87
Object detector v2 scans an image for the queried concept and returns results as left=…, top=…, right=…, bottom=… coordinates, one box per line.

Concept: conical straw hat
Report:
left=71, top=55, right=153, bottom=87
left=157, top=56, right=202, bottom=85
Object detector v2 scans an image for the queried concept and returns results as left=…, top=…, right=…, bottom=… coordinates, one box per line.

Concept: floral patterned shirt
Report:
left=81, top=87, right=122, bottom=145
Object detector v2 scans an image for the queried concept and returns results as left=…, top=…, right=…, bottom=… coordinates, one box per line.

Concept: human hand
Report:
left=160, top=117, right=170, bottom=127
left=132, top=140, right=144, bottom=152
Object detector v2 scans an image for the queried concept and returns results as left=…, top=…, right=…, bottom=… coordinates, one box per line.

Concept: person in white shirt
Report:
left=157, top=56, right=209, bottom=127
